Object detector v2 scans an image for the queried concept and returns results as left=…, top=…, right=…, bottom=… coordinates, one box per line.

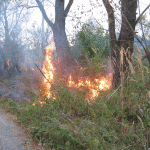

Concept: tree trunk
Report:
left=3, top=3, right=21, bottom=73
left=3, top=3, right=10, bottom=70
left=0, top=46, right=9, bottom=70
left=103, top=0, right=137, bottom=87
left=35, top=0, right=74, bottom=75
left=118, top=0, right=137, bottom=73
left=53, top=0, right=72, bottom=66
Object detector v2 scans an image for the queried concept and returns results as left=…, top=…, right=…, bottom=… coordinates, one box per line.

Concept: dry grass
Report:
left=0, top=47, right=150, bottom=150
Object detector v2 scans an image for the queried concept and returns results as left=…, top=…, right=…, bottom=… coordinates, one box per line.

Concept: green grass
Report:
left=0, top=53, right=150, bottom=150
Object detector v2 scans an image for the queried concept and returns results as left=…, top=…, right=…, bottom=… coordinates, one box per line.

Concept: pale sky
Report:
left=29, top=0, right=150, bottom=42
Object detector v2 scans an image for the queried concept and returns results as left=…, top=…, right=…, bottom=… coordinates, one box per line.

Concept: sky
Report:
left=29, top=0, right=150, bottom=42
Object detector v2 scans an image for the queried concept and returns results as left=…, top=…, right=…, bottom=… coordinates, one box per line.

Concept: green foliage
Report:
left=137, top=14, right=150, bottom=48
left=0, top=48, right=150, bottom=150
left=72, top=20, right=111, bottom=58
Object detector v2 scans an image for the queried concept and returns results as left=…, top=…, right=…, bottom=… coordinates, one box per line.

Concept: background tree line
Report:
left=0, top=0, right=150, bottom=87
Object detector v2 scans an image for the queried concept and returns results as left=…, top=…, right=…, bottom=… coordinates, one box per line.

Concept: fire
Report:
left=35, top=41, right=112, bottom=104
left=68, top=74, right=112, bottom=99
left=7, top=60, right=10, bottom=69
left=68, top=74, right=75, bottom=87
left=42, top=43, right=55, bottom=98
left=32, top=100, right=46, bottom=106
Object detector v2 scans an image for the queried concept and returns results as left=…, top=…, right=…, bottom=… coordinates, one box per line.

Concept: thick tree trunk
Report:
left=53, top=26, right=72, bottom=63
left=35, top=0, right=74, bottom=76
left=118, top=0, right=137, bottom=73
left=54, top=0, right=72, bottom=64
left=103, top=0, right=137, bottom=87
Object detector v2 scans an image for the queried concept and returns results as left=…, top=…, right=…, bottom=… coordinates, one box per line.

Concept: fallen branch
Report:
left=107, top=65, right=138, bottom=100
left=107, top=75, right=131, bottom=100
left=35, top=64, right=51, bottom=84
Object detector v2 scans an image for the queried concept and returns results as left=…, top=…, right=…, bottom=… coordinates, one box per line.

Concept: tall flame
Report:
left=41, top=41, right=112, bottom=101
left=42, top=44, right=55, bottom=98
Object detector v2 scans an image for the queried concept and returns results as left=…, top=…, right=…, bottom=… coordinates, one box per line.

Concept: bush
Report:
left=72, top=20, right=111, bottom=58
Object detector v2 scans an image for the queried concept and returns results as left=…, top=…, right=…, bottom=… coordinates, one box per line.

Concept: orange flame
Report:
left=68, top=74, right=112, bottom=99
left=7, top=60, right=10, bottom=69
left=42, top=43, right=55, bottom=98
left=35, top=41, right=112, bottom=105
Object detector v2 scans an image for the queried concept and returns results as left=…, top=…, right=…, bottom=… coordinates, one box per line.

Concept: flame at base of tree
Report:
left=39, top=42, right=113, bottom=103
left=42, top=43, right=55, bottom=98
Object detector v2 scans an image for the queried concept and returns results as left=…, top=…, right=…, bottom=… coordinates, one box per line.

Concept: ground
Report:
left=0, top=107, right=45, bottom=150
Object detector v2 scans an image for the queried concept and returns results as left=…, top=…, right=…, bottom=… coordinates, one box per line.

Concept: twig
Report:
left=107, top=65, right=138, bottom=100
left=135, top=4, right=150, bottom=25
left=61, top=112, right=75, bottom=124
left=122, top=13, right=150, bottom=63
left=136, top=114, right=144, bottom=129
left=137, top=1, right=149, bottom=55
left=107, top=75, right=131, bottom=100
left=60, top=112, right=79, bottom=130
left=35, top=64, right=51, bottom=84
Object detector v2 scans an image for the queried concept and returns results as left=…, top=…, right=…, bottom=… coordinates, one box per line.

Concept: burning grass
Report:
left=0, top=47, right=150, bottom=149
left=37, top=44, right=113, bottom=102
left=1, top=76, right=150, bottom=149
left=0, top=48, right=150, bottom=149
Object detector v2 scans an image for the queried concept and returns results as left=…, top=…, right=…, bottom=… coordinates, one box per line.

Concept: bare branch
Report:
left=35, top=0, right=54, bottom=29
left=64, top=0, right=73, bottom=17
left=137, top=0, right=149, bottom=52
left=26, top=5, right=39, bottom=9
left=122, top=13, right=150, bottom=63
left=102, top=0, right=116, bottom=44
left=35, top=64, right=51, bottom=85
left=135, top=4, right=150, bottom=25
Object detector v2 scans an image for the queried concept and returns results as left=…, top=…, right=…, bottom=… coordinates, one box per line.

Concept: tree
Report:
left=35, top=0, right=73, bottom=73
left=72, top=20, right=110, bottom=58
left=102, top=0, right=137, bottom=87
left=0, top=0, right=29, bottom=73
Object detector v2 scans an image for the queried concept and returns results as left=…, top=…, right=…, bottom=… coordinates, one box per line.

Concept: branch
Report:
left=35, top=0, right=54, bottom=29
left=122, top=14, right=150, bottom=64
left=35, top=64, right=51, bottom=85
left=138, top=1, right=149, bottom=53
left=135, top=4, right=150, bottom=25
left=107, top=73, right=131, bottom=100
left=102, top=0, right=116, bottom=43
left=64, top=0, right=73, bottom=17
left=26, top=5, right=39, bottom=9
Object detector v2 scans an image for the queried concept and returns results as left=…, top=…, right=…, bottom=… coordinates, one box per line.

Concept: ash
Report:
left=0, top=69, right=41, bottom=102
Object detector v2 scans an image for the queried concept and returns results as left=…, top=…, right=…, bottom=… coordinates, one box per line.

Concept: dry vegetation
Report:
left=0, top=47, right=150, bottom=150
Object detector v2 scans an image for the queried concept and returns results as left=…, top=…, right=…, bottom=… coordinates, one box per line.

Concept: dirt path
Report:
left=0, top=108, right=29, bottom=150
left=0, top=107, right=45, bottom=150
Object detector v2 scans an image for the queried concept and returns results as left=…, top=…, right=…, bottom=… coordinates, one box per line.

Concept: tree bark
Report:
left=35, top=0, right=73, bottom=74
left=103, top=0, right=137, bottom=87
left=54, top=0, right=72, bottom=64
